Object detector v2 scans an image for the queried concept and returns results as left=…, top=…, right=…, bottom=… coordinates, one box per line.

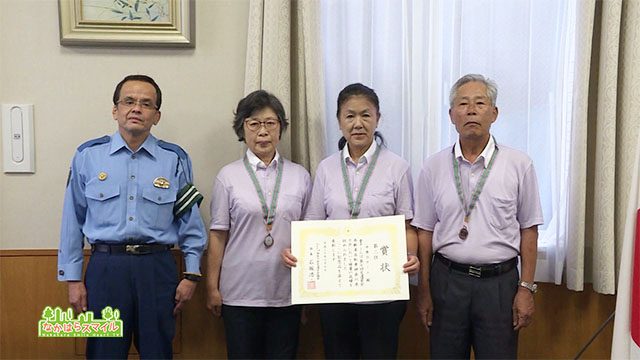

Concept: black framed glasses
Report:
left=116, top=97, right=157, bottom=110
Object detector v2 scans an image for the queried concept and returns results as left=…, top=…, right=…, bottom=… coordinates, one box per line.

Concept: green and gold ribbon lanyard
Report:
left=341, top=146, right=381, bottom=219
left=243, top=156, right=284, bottom=248
left=452, top=143, right=498, bottom=240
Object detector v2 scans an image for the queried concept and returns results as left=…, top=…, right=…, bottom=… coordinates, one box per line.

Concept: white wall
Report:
left=0, top=0, right=250, bottom=249
left=0, top=1, right=4, bottom=246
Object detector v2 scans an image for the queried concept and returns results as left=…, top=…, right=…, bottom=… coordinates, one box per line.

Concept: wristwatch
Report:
left=518, top=280, right=538, bottom=293
left=183, top=273, right=202, bottom=282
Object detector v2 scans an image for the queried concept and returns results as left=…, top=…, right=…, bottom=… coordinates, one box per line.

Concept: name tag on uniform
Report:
left=153, top=177, right=170, bottom=189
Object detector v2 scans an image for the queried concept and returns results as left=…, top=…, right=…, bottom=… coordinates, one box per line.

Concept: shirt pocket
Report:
left=489, top=196, right=517, bottom=230
left=140, top=187, right=178, bottom=231
left=85, top=183, right=121, bottom=227
left=280, top=193, right=304, bottom=221
left=367, top=187, right=396, bottom=216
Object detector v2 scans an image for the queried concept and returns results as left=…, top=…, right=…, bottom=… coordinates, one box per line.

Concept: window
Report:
left=321, top=0, right=577, bottom=283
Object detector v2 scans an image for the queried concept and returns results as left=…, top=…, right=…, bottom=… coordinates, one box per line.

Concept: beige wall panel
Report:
left=0, top=0, right=250, bottom=249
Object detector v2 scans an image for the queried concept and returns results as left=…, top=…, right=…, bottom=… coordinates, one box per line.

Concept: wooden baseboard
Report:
left=0, top=249, right=615, bottom=359
left=0, top=249, right=184, bottom=358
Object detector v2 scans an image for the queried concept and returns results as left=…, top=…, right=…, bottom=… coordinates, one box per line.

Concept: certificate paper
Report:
left=291, top=215, right=409, bottom=304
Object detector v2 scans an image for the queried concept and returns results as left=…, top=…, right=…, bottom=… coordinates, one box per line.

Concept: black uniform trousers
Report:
left=318, top=301, right=407, bottom=359
left=222, top=304, right=302, bottom=359
left=85, top=249, right=177, bottom=359
left=429, top=254, right=519, bottom=359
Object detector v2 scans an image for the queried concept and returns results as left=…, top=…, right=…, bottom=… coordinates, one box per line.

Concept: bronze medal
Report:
left=459, top=226, right=468, bottom=240
left=243, top=156, right=284, bottom=250
left=264, top=234, right=274, bottom=248
left=452, top=142, right=499, bottom=243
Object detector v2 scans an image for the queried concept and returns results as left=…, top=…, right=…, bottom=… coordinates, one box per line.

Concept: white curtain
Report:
left=321, top=0, right=604, bottom=288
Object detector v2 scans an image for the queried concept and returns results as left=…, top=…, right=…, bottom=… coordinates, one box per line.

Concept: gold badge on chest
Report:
left=98, top=172, right=108, bottom=181
left=153, top=177, right=170, bottom=189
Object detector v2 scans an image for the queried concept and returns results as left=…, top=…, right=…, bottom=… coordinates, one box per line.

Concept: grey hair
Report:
left=449, top=74, right=498, bottom=107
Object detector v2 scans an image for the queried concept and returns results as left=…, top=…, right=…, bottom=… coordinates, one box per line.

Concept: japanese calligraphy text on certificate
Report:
left=291, top=215, right=409, bottom=304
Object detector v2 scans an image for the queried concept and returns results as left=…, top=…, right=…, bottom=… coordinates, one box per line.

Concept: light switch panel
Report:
left=2, top=104, right=35, bottom=173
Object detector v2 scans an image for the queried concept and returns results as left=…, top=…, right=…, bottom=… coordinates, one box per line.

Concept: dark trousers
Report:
left=222, top=304, right=302, bottom=359
left=85, top=250, right=177, bottom=359
left=318, top=301, right=407, bottom=359
left=429, top=255, right=519, bottom=359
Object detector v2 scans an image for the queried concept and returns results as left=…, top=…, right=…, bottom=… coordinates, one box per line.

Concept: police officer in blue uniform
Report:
left=57, top=74, right=207, bottom=359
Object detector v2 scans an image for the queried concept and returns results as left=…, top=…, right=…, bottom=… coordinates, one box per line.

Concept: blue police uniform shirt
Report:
left=58, top=132, right=206, bottom=281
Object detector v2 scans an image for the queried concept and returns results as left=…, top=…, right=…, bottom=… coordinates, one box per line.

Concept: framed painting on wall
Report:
left=58, top=0, right=195, bottom=47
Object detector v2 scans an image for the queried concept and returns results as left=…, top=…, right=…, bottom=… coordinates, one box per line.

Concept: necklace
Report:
left=243, top=156, right=284, bottom=248
left=340, top=145, right=381, bottom=219
left=452, top=142, right=498, bottom=240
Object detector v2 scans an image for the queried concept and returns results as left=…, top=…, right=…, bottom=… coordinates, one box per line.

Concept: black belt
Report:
left=91, top=243, right=172, bottom=255
left=435, top=252, right=517, bottom=278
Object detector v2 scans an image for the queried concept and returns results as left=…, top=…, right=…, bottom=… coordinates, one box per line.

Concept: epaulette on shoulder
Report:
left=157, top=140, right=188, bottom=162
left=77, top=135, right=110, bottom=152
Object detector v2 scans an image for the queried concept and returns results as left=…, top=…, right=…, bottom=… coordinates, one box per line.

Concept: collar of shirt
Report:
left=454, top=136, right=496, bottom=168
left=109, top=132, right=157, bottom=158
left=246, top=148, right=281, bottom=171
left=342, top=140, right=378, bottom=165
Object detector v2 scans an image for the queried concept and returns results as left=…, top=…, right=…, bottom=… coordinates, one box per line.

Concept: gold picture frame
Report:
left=58, top=0, right=195, bottom=47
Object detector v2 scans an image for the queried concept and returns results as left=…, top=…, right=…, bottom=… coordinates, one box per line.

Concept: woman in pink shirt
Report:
left=206, top=90, right=312, bottom=359
left=283, top=83, right=420, bottom=358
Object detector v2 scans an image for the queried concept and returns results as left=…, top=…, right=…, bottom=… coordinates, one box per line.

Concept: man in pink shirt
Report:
left=413, top=74, right=544, bottom=359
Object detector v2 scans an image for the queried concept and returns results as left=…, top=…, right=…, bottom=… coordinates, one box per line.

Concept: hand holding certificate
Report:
left=290, top=215, right=409, bottom=304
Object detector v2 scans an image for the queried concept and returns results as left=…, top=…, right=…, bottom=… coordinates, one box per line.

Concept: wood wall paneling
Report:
left=0, top=250, right=616, bottom=359
left=0, top=251, right=77, bottom=358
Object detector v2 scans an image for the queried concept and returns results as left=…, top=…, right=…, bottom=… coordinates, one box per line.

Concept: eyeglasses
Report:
left=116, top=97, right=157, bottom=110
left=244, top=118, right=280, bottom=132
